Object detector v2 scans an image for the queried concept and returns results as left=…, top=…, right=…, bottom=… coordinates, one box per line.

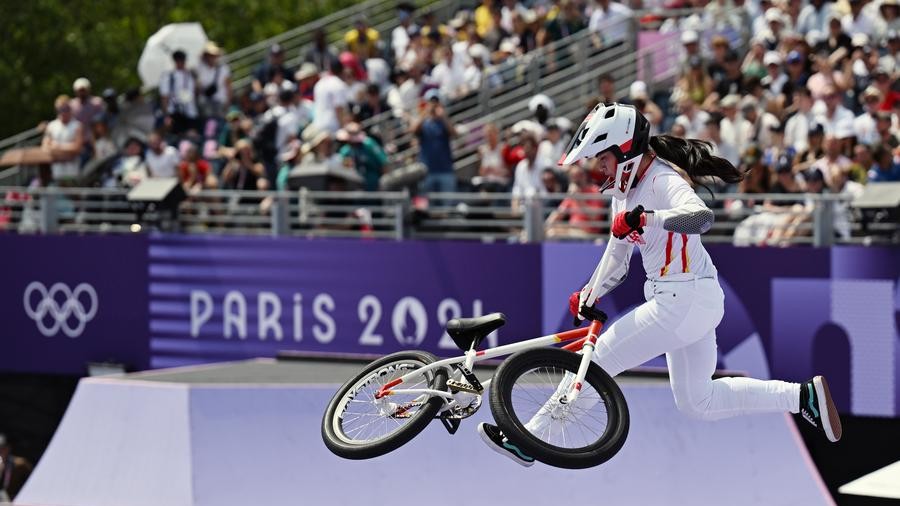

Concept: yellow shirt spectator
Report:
left=475, top=3, right=495, bottom=37
left=345, top=27, right=380, bottom=59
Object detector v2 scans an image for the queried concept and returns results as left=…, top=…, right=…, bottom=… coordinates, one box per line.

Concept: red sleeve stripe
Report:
left=680, top=233, right=689, bottom=273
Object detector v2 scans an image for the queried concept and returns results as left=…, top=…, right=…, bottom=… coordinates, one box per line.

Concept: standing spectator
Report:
left=475, top=0, right=496, bottom=38
left=178, top=144, right=217, bottom=192
left=304, top=29, right=339, bottom=73
left=785, top=87, right=816, bottom=152
left=312, top=59, right=350, bottom=134
left=676, top=56, right=715, bottom=107
left=511, top=132, right=548, bottom=211
left=196, top=41, right=232, bottom=121
left=868, top=143, right=900, bottom=181
left=345, top=16, right=381, bottom=61
left=70, top=78, right=105, bottom=143
left=545, top=164, right=606, bottom=239
left=393, top=3, right=418, bottom=61
left=41, top=95, right=83, bottom=184
left=589, top=0, right=634, bottom=48
left=411, top=89, right=458, bottom=193
left=145, top=131, right=181, bottom=178
left=221, top=139, right=269, bottom=190
left=253, top=84, right=294, bottom=181
left=337, top=122, right=388, bottom=191
left=159, top=50, right=199, bottom=135
left=0, top=435, right=32, bottom=502
left=295, top=63, right=320, bottom=101
left=253, top=44, right=293, bottom=93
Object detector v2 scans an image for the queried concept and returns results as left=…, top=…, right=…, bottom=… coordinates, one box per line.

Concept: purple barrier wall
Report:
left=0, top=235, right=149, bottom=374
left=147, top=235, right=543, bottom=368
left=0, top=233, right=896, bottom=417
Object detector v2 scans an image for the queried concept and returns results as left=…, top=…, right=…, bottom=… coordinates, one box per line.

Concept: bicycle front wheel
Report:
left=490, top=348, right=629, bottom=469
left=322, top=350, right=448, bottom=460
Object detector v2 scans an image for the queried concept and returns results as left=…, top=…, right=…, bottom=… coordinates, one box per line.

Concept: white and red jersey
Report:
left=611, top=158, right=717, bottom=282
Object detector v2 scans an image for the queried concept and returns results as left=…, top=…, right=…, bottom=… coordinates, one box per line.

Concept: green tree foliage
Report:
left=0, top=0, right=356, bottom=138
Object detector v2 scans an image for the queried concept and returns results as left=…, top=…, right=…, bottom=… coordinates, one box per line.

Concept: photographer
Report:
left=158, top=49, right=199, bottom=136
left=196, top=42, right=232, bottom=122
left=410, top=89, right=457, bottom=193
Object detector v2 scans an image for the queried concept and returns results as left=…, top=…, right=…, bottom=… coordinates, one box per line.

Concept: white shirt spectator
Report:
left=589, top=1, right=634, bottom=45
left=721, top=116, right=754, bottom=154
left=710, top=139, right=740, bottom=167
left=276, top=105, right=300, bottom=154
left=392, top=25, right=411, bottom=61
left=796, top=2, right=835, bottom=34
left=853, top=112, right=880, bottom=145
left=431, top=56, right=468, bottom=99
left=784, top=111, right=813, bottom=153
left=813, top=103, right=855, bottom=137
left=674, top=110, right=711, bottom=139
left=312, top=73, right=349, bottom=134
left=842, top=11, right=879, bottom=37
left=537, top=139, right=567, bottom=169
left=145, top=145, right=180, bottom=178
left=45, top=119, right=82, bottom=179
left=159, top=69, right=198, bottom=118
left=512, top=158, right=550, bottom=199
left=196, top=60, right=232, bottom=105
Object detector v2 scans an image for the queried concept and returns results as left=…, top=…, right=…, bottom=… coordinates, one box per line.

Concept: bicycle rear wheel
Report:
left=489, top=348, right=629, bottom=469
left=322, top=351, right=449, bottom=459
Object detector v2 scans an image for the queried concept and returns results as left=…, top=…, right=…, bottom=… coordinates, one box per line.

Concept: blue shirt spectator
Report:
left=867, top=145, right=900, bottom=182
left=412, top=90, right=457, bottom=192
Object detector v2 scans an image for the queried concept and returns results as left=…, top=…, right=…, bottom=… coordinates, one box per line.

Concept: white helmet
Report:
left=558, top=103, right=651, bottom=201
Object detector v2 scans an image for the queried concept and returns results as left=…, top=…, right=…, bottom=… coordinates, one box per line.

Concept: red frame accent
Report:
left=375, top=378, right=403, bottom=399
left=559, top=320, right=604, bottom=352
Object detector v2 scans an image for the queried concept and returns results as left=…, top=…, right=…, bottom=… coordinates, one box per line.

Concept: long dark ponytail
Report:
left=648, top=135, right=745, bottom=197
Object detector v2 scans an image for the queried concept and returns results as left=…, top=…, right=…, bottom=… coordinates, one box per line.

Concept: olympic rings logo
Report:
left=23, top=282, right=98, bottom=338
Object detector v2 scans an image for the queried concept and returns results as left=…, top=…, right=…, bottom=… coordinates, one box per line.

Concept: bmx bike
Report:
left=321, top=306, right=629, bottom=469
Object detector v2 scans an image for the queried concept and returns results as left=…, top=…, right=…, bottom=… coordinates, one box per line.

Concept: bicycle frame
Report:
left=374, top=319, right=605, bottom=407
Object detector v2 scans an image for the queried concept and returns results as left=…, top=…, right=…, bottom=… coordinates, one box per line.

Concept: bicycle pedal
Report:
left=447, top=379, right=481, bottom=394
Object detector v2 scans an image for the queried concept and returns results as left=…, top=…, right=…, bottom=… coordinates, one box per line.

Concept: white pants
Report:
left=527, top=278, right=799, bottom=434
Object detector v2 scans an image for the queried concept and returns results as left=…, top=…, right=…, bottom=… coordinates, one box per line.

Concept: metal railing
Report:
left=3, top=186, right=894, bottom=247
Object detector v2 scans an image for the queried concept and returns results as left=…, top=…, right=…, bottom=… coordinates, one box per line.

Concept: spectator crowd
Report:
left=22, top=0, right=900, bottom=242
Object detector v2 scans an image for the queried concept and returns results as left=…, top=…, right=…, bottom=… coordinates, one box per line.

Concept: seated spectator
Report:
left=339, top=51, right=368, bottom=106
left=715, top=50, right=747, bottom=97
left=538, top=0, right=586, bottom=47
left=196, top=41, right=232, bottom=121
left=545, top=164, right=606, bottom=239
left=703, top=113, right=740, bottom=167
left=830, top=165, right=865, bottom=239
left=540, top=167, right=565, bottom=209
left=145, top=131, right=180, bottom=178
left=295, top=63, right=319, bottom=101
left=475, top=123, right=511, bottom=189
left=41, top=95, right=84, bottom=184
left=352, top=83, right=390, bottom=124
left=178, top=144, right=217, bottom=193
left=111, top=137, right=149, bottom=188
left=411, top=90, right=457, bottom=193
left=673, top=96, right=710, bottom=139
left=344, top=16, right=381, bottom=61
left=90, top=117, right=117, bottom=161
left=810, top=133, right=853, bottom=185
left=854, top=86, right=883, bottom=145
left=814, top=84, right=855, bottom=136
left=873, top=110, right=900, bottom=148
left=393, top=3, right=418, bottom=61
left=252, top=44, right=293, bottom=93
left=337, top=122, right=388, bottom=191
left=797, top=0, right=835, bottom=35
left=676, top=56, right=715, bottom=107
left=868, top=144, right=900, bottom=181
left=589, top=0, right=633, bottom=48
left=597, top=74, right=619, bottom=105
left=629, top=82, right=664, bottom=135
left=785, top=87, right=816, bottom=152
left=474, top=0, right=495, bottom=39
left=430, top=46, right=468, bottom=99
left=221, top=139, right=269, bottom=190
left=720, top=94, right=753, bottom=154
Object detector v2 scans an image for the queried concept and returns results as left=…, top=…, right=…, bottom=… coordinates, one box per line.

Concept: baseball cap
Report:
left=803, top=168, right=825, bottom=182
left=808, top=122, right=825, bottom=135
left=270, top=43, right=284, bottom=55
left=786, top=50, right=803, bottom=64
left=721, top=94, right=740, bottom=108
left=764, top=51, right=782, bottom=66
left=629, top=81, right=649, bottom=100
left=681, top=30, right=699, bottom=45
left=775, top=155, right=793, bottom=173
left=73, top=77, right=91, bottom=91
left=424, top=88, right=442, bottom=103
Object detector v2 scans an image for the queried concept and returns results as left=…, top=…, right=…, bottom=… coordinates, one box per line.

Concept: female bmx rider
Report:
left=478, top=103, right=842, bottom=466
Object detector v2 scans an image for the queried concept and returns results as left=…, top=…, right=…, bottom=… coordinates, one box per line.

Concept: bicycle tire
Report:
left=322, top=350, right=449, bottom=459
left=490, top=348, right=629, bottom=469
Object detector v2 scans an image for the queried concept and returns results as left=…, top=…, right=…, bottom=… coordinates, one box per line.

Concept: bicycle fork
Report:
left=558, top=319, right=603, bottom=406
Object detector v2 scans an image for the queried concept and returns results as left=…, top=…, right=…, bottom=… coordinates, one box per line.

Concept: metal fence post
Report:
left=40, top=189, right=59, bottom=234
left=394, top=188, right=410, bottom=241
left=523, top=194, right=544, bottom=243
left=813, top=197, right=834, bottom=247
left=271, top=192, right=290, bottom=237
left=642, top=51, right=655, bottom=96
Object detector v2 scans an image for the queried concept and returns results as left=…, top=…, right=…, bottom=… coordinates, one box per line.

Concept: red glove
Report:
left=612, top=209, right=647, bottom=239
left=569, top=291, right=580, bottom=317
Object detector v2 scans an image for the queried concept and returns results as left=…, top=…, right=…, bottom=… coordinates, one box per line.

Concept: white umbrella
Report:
left=137, top=23, right=207, bottom=88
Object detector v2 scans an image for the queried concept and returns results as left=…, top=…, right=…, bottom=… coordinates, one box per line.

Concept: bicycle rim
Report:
left=331, top=360, right=434, bottom=446
left=508, top=365, right=611, bottom=451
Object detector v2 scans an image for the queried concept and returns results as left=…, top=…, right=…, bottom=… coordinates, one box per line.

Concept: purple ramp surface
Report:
left=17, top=381, right=833, bottom=506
